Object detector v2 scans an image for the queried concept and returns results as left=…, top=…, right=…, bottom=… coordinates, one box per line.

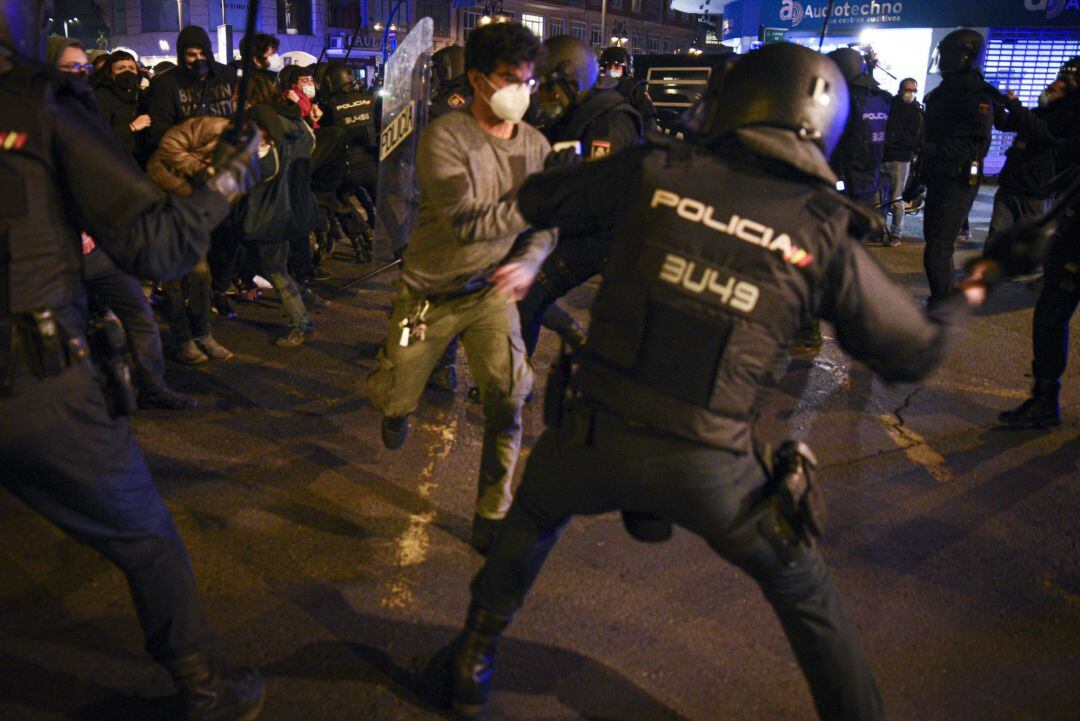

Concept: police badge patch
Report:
left=590, top=140, right=612, bottom=159
left=448, top=93, right=466, bottom=109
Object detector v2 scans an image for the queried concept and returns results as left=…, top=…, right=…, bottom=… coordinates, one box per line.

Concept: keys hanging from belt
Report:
left=398, top=299, right=431, bottom=347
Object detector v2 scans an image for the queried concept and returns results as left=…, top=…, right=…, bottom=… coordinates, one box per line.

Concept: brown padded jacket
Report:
left=146, top=116, right=230, bottom=197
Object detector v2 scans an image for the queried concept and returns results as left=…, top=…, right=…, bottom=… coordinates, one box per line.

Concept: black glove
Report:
left=545, top=146, right=583, bottom=169
left=202, top=122, right=262, bottom=203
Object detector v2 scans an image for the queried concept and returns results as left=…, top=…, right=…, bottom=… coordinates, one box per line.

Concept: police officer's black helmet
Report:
left=599, top=45, right=632, bottom=74
left=432, top=45, right=465, bottom=88
left=934, top=28, right=986, bottom=75
left=322, top=61, right=355, bottom=96
left=827, top=47, right=867, bottom=82
left=538, top=35, right=599, bottom=97
left=0, top=0, right=51, bottom=58
left=695, top=42, right=848, bottom=158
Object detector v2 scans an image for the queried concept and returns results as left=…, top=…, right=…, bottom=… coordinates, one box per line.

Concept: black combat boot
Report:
left=999, top=378, right=1062, bottom=428
left=168, top=654, right=266, bottom=721
left=449, top=604, right=513, bottom=718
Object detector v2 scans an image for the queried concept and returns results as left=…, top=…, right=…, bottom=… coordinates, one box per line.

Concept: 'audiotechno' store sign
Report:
left=761, top=0, right=1080, bottom=32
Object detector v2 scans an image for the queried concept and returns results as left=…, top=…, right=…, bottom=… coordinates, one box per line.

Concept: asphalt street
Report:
left=1, top=188, right=1078, bottom=721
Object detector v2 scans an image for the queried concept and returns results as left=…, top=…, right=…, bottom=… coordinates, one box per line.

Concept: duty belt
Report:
left=0, top=309, right=89, bottom=396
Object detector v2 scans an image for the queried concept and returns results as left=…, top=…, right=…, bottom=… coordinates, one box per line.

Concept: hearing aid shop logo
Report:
left=779, top=1, right=904, bottom=28
left=1025, top=0, right=1080, bottom=20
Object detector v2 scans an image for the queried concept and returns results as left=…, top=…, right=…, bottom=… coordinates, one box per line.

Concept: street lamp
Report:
left=52, top=16, right=79, bottom=37
left=610, top=21, right=629, bottom=47
left=478, top=0, right=505, bottom=27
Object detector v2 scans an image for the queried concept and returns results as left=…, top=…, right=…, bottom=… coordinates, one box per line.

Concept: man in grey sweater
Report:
left=367, top=22, right=555, bottom=554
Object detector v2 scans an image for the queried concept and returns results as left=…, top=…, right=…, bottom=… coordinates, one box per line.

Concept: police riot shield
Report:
left=373, top=17, right=433, bottom=261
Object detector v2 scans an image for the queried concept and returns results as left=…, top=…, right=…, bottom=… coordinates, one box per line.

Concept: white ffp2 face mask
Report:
left=608, top=67, right=624, bottom=79
left=483, top=75, right=531, bottom=123
left=267, top=53, right=284, bottom=72
left=301, top=84, right=316, bottom=99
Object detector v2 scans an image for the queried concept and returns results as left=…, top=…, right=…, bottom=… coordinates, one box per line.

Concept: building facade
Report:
left=96, top=0, right=699, bottom=68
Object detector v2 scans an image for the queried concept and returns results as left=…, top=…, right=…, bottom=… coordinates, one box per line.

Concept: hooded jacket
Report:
left=45, top=36, right=84, bottom=69
left=93, top=73, right=147, bottom=161
left=146, top=26, right=236, bottom=148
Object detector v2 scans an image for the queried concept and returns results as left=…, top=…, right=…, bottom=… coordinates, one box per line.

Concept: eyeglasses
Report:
left=59, top=63, right=94, bottom=74
left=487, top=73, right=538, bottom=94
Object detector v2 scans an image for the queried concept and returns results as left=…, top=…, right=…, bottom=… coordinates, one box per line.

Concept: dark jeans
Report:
left=83, top=249, right=166, bottom=393
left=255, top=240, right=310, bottom=331
left=986, top=189, right=1046, bottom=250
left=518, top=237, right=606, bottom=355
left=207, top=222, right=241, bottom=295
left=162, top=257, right=212, bottom=343
left=923, top=177, right=980, bottom=301
left=0, top=363, right=214, bottom=663
left=288, top=233, right=314, bottom=285
left=472, top=411, right=883, bottom=721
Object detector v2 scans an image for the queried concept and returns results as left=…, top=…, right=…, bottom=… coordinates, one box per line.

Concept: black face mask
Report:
left=189, top=58, right=210, bottom=79
left=114, top=71, right=140, bottom=92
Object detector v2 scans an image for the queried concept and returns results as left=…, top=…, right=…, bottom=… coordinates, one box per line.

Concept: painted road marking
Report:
left=380, top=414, right=457, bottom=610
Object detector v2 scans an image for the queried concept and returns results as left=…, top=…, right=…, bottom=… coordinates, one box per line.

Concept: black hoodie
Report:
left=146, top=25, right=237, bottom=147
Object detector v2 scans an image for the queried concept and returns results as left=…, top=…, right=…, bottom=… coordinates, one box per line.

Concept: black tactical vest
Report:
left=326, top=90, right=377, bottom=155
left=0, top=59, right=86, bottom=332
left=575, top=142, right=854, bottom=452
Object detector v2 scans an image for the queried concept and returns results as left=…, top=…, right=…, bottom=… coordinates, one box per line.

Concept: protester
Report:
left=94, top=49, right=152, bottom=164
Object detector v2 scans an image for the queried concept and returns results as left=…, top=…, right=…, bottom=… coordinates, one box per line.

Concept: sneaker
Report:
left=469, top=515, right=502, bottom=556
left=381, top=415, right=409, bottom=450
left=212, top=293, right=237, bottom=318
left=884, top=235, right=901, bottom=247
left=274, top=328, right=305, bottom=348
left=196, top=334, right=234, bottom=361
left=167, top=654, right=266, bottom=721
left=311, top=266, right=332, bottom=281
left=176, top=340, right=209, bottom=365
left=139, top=385, right=199, bottom=410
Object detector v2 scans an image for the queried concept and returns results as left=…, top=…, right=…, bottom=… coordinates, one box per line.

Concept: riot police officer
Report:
left=320, top=60, right=378, bottom=260
left=598, top=45, right=656, bottom=132
left=999, top=56, right=1080, bottom=428
left=921, top=28, right=1014, bottom=306
left=430, top=44, right=470, bottom=118
left=517, top=35, right=643, bottom=355
left=0, top=2, right=264, bottom=719
left=828, top=47, right=892, bottom=215
left=445, top=42, right=992, bottom=720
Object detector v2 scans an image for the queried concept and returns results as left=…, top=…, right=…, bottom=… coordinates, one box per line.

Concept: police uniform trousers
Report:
left=518, top=235, right=607, bottom=355
left=470, top=409, right=884, bottom=721
left=84, top=248, right=167, bottom=395
left=0, top=362, right=214, bottom=663
left=1032, top=228, right=1080, bottom=383
left=367, top=284, right=532, bottom=520
left=986, top=189, right=1046, bottom=248
left=922, top=176, right=980, bottom=301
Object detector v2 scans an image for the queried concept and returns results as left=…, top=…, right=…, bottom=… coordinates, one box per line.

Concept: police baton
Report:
left=335, top=258, right=403, bottom=295
left=225, top=0, right=262, bottom=144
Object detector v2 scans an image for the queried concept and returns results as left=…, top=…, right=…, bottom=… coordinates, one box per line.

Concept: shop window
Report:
left=141, top=0, right=189, bottom=32
left=984, top=27, right=1080, bottom=175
